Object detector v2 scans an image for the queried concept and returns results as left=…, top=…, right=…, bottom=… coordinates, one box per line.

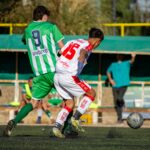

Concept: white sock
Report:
left=77, top=96, right=93, bottom=114
left=55, top=107, right=71, bottom=126
left=37, top=109, right=43, bottom=117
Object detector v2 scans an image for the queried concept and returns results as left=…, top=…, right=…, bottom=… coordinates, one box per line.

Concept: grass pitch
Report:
left=0, top=125, right=150, bottom=150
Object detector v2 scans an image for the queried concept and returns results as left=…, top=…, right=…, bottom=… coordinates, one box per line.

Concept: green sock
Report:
left=62, top=111, right=73, bottom=133
left=44, top=110, right=51, bottom=118
left=14, top=103, right=33, bottom=124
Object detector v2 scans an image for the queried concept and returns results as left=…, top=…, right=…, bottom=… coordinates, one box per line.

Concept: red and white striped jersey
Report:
left=56, top=39, right=93, bottom=75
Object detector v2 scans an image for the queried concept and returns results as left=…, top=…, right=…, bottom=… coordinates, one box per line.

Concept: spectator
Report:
left=106, top=53, right=136, bottom=123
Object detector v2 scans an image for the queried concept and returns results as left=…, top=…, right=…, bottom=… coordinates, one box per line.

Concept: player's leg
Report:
left=71, top=89, right=96, bottom=132
left=17, top=99, right=27, bottom=112
left=65, top=76, right=96, bottom=131
left=3, top=73, right=54, bottom=137
left=36, top=101, right=43, bottom=124
left=53, top=100, right=74, bottom=138
left=52, top=74, right=74, bottom=138
left=54, top=75, right=94, bottom=133
left=3, top=99, right=38, bottom=137
left=61, top=110, right=78, bottom=137
left=44, top=96, right=63, bottom=120
left=42, top=101, right=52, bottom=118
left=62, top=110, right=73, bottom=134
left=33, top=73, right=55, bottom=123
left=14, top=99, right=27, bottom=123
left=61, top=100, right=74, bottom=134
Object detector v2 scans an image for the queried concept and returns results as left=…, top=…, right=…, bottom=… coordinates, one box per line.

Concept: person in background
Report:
left=106, top=53, right=136, bottom=123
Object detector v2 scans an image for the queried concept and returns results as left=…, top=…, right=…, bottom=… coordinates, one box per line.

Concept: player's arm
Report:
left=77, top=49, right=89, bottom=73
left=53, top=24, right=64, bottom=54
left=55, top=35, right=65, bottom=57
left=130, top=52, right=136, bottom=64
left=58, top=40, right=64, bottom=49
left=78, top=49, right=88, bottom=63
left=57, top=41, right=72, bottom=57
left=57, top=40, right=65, bottom=56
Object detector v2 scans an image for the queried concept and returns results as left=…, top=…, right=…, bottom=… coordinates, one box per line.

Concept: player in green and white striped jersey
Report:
left=3, top=5, right=64, bottom=137
left=24, top=20, right=64, bottom=76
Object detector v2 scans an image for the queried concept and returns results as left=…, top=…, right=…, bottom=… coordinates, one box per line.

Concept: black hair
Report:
left=89, top=28, right=104, bottom=41
left=33, top=5, right=50, bottom=21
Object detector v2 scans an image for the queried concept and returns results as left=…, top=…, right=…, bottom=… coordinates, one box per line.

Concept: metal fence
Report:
left=0, top=23, right=150, bottom=36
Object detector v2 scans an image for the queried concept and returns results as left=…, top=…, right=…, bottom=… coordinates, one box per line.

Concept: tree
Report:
left=100, top=0, right=142, bottom=35
left=0, top=0, right=103, bottom=34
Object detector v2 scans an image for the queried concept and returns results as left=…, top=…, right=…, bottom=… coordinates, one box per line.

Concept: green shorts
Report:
left=48, top=98, right=62, bottom=106
left=32, top=72, right=54, bottom=100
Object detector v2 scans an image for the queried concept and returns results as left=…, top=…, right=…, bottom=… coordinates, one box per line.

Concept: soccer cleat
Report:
left=71, top=117, right=85, bottom=133
left=52, top=127, right=65, bottom=138
left=3, top=120, right=16, bottom=137
left=63, top=123, right=78, bottom=137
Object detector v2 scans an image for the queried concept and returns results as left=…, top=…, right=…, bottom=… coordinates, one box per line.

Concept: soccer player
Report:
left=3, top=5, right=64, bottom=136
left=52, top=28, right=104, bottom=138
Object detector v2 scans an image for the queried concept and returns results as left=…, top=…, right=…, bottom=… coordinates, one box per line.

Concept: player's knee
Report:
left=42, top=102, right=48, bottom=111
left=37, top=101, right=42, bottom=108
left=64, top=99, right=75, bottom=109
left=30, top=100, right=39, bottom=108
left=86, top=88, right=96, bottom=100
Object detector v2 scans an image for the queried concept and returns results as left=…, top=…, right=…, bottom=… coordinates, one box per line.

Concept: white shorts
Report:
left=54, top=74, right=91, bottom=100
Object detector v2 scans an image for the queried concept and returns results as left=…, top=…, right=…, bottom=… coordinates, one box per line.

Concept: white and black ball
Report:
left=127, top=112, right=144, bottom=129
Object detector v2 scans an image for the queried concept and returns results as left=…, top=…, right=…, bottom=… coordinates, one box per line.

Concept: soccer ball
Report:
left=127, top=112, right=144, bottom=129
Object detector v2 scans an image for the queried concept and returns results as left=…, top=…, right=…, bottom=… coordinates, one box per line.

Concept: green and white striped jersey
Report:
left=23, top=21, right=64, bottom=76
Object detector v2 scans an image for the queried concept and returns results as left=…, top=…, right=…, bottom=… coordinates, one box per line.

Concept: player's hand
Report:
left=110, top=79, right=116, bottom=86
left=131, top=52, right=136, bottom=58
left=57, top=50, right=62, bottom=57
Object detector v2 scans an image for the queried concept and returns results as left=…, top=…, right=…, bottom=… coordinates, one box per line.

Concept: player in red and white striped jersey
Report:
left=53, top=28, right=104, bottom=138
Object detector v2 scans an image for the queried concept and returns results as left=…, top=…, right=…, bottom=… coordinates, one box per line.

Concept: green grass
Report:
left=0, top=126, right=150, bottom=150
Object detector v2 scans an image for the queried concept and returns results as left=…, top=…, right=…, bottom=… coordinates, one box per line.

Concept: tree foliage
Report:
left=0, top=0, right=104, bottom=34
left=100, top=0, right=145, bottom=35
left=0, top=0, right=148, bottom=35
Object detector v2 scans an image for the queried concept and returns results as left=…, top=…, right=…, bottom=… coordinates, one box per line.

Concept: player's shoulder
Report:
left=44, top=21, right=55, bottom=26
left=25, top=21, right=33, bottom=30
left=75, top=39, right=88, bottom=44
left=74, top=39, right=93, bottom=51
left=44, top=22, right=59, bottom=29
left=78, top=39, right=93, bottom=51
